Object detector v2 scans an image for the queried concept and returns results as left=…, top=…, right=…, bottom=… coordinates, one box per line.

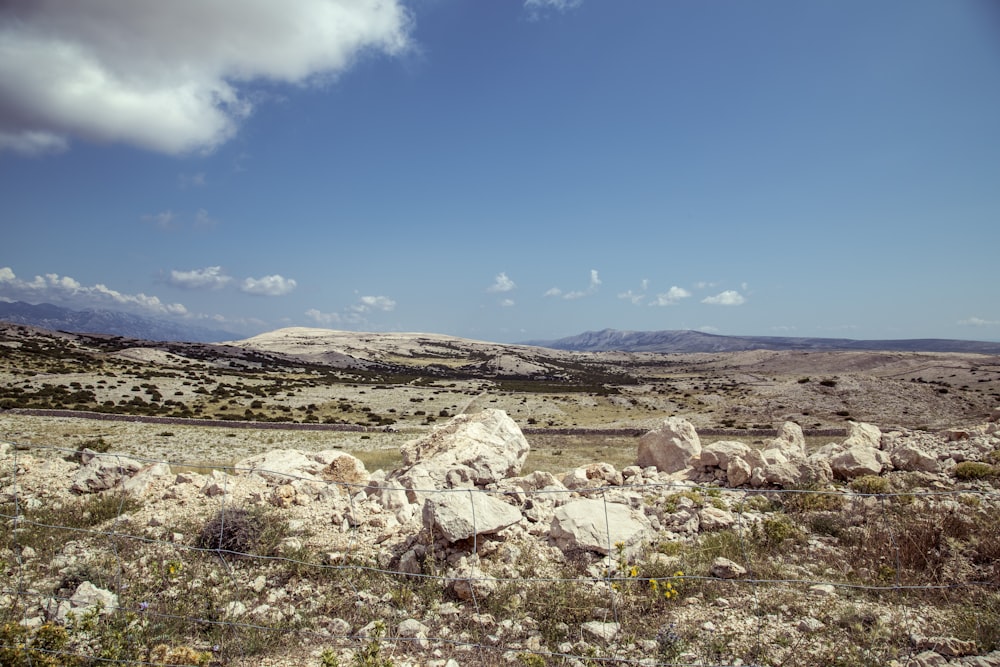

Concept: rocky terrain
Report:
left=3, top=407, right=1000, bottom=666
left=2, top=323, right=1000, bottom=666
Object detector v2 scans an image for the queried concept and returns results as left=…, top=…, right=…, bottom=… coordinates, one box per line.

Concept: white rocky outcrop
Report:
left=71, top=450, right=145, bottom=493
left=549, top=498, right=650, bottom=555
left=844, top=421, right=883, bottom=449
left=636, top=416, right=701, bottom=473
left=236, top=449, right=369, bottom=489
left=422, top=491, right=522, bottom=542
left=830, top=446, right=884, bottom=480
left=391, top=409, right=530, bottom=496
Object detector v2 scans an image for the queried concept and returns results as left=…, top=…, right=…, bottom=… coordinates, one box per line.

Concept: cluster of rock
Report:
left=641, top=411, right=1000, bottom=489
left=4, top=407, right=1000, bottom=666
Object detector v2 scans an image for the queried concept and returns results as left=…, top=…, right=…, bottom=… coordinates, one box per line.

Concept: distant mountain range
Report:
left=0, top=301, right=239, bottom=343
left=528, top=328, right=1000, bottom=355
left=3, top=302, right=998, bottom=355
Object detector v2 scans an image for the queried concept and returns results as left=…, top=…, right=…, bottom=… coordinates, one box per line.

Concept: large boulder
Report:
left=844, top=422, right=883, bottom=450
left=636, top=417, right=701, bottom=473
left=550, top=498, right=650, bottom=555
left=890, top=445, right=942, bottom=473
left=71, top=450, right=144, bottom=493
left=422, top=491, right=522, bottom=542
left=397, top=409, right=529, bottom=489
left=768, top=422, right=807, bottom=459
left=831, top=446, right=883, bottom=480
left=700, top=441, right=752, bottom=470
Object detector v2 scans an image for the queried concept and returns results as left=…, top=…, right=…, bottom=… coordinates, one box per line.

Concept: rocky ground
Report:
left=3, top=407, right=1000, bottom=667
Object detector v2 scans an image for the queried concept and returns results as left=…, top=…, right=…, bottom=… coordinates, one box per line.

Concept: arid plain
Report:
left=2, top=324, right=999, bottom=469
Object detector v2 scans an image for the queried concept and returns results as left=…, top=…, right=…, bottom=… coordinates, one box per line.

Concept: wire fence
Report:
left=3, top=438, right=999, bottom=666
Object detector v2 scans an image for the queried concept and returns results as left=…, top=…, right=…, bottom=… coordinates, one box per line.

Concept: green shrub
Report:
left=954, top=461, right=997, bottom=480
left=0, top=622, right=81, bottom=667
left=850, top=475, right=892, bottom=495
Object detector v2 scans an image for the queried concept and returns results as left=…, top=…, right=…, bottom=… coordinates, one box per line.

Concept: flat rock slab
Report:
left=422, top=491, right=522, bottom=542
left=550, top=498, right=649, bottom=555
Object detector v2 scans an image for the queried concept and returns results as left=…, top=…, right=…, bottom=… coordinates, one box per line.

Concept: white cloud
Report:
left=0, top=0, right=413, bottom=155
left=0, top=266, right=187, bottom=316
left=352, top=295, right=396, bottom=312
left=525, top=0, right=583, bottom=20
left=179, top=172, right=206, bottom=189
left=958, top=317, right=999, bottom=327
left=168, top=266, right=232, bottom=290
left=501, top=298, right=515, bottom=307
left=0, top=130, right=68, bottom=155
left=553, top=269, right=602, bottom=300
left=619, top=278, right=651, bottom=305
left=305, top=308, right=345, bottom=326
left=696, top=325, right=720, bottom=333
left=488, top=272, right=516, bottom=293
left=702, top=290, right=746, bottom=306
left=694, top=281, right=717, bottom=290
left=194, top=209, right=220, bottom=228
left=650, top=286, right=691, bottom=307
left=141, top=211, right=176, bottom=230
left=240, top=274, right=297, bottom=296
left=306, top=294, right=395, bottom=328
left=618, top=290, right=644, bottom=305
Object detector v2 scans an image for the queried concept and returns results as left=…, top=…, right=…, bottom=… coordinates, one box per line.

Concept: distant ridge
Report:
left=528, top=328, right=1000, bottom=355
left=0, top=301, right=239, bottom=343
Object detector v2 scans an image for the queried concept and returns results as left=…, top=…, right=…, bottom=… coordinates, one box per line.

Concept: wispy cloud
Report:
left=525, top=0, right=583, bottom=20
left=240, top=275, right=297, bottom=296
left=618, top=278, right=650, bottom=305
left=702, top=290, right=746, bottom=306
left=552, top=269, right=602, bottom=300
left=0, top=266, right=187, bottom=316
left=501, top=298, right=515, bottom=307
left=178, top=172, right=206, bottom=189
left=306, top=293, right=397, bottom=329
left=305, top=308, right=354, bottom=327
left=650, top=286, right=692, bottom=307
left=958, top=316, right=999, bottom=327
left=617, top=290, right=644, bottom=305
left=487, top=272, right=516, bottom=293
left=352, top=295, right=396, bottom=313
left=194, top=209, right=220, bottom=229
left=0, top=1, right=413, bottom=154
left=141, top=211, right=176, bottom=230
left=168, top=266, right=232, bottom=290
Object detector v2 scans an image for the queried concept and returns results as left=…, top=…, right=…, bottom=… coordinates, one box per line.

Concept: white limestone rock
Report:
left=831, top=446, right=883, bottom=480
left=422, top=491, right=522, bottom=542
left=71, top=451, right=144, bottom=493
left=700, top=441, right=752, bottom=470
left=636, top=417, right=701, bottom=473
left=550, top=498, right=650, bottom=555
left=396, top=409, right=530, bottom=489
left=844, top=421, right=883, bottom=450
left=890, top=445, right=943, bottom=473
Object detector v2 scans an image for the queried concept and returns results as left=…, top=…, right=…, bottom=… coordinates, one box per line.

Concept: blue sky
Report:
left=2, top=0, right=999, bottom=343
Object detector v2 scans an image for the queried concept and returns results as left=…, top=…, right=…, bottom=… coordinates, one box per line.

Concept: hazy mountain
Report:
left=529, top=328, right=1000, bottom=355
left=0, top=301, right=239, bottom=343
